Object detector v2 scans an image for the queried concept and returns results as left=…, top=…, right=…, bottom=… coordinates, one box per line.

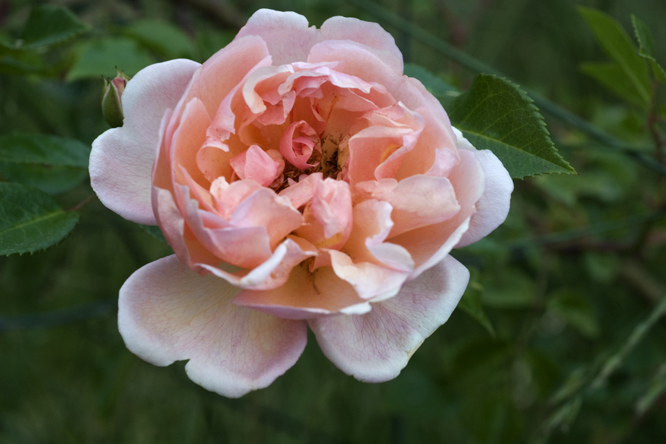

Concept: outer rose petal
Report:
left=309, top=255, right=469, bottom=382
left=90, top=59, right=200, bottom=225
left=236, top=9, right=320, bottom=65
left=320, top=16, right=403, bottom=67
left=119, top=255, right=307, bottom=398
left=453, top=129, right=514, bottom=247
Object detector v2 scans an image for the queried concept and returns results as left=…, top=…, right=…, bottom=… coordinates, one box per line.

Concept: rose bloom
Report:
left=90, top=9, right=512, bottom=397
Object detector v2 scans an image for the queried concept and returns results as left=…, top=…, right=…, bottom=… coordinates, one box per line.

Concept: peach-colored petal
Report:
left=229, top=188, right=303, bottom=250
left=233, top=263, right=370, bottom=320
left=355, top=175, right=460, bottom=238
left=176, top=35, right=271, bottom=119
left=389, top=149, right=484, bottom=279
left=327, top=249, right=410, bottom=301
left=118, top=254, right=307, bottom=398
left=280, top=120, right=320, bottom=169
left=278, top=172, right=323, bottom=209
left=91, top=59, right=200, bottom=225
left=153, top=186, right=219, bottom=271
left=308, top=40, right=403, bottom=93
left=296, top=179, right=352, bottom=250
left=230, top=145, right=280, bottom=187
left=320, top=16, right=403, bottom=67
left=309, top=255, right=469, bottom=382
left=396, top=107, right=458, bottom=180
left=236, top=9, right=321, bottom=65
left=170, top=97, right=211, bottom=189
left=197, top=236, right=316, bottom=290
left=452, top=128, right=514, bottom=247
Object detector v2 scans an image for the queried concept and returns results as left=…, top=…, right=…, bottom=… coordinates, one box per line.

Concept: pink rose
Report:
left=90, top=9, right=513, bottom=397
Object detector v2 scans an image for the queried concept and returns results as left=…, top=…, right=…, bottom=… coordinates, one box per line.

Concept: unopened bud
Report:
left=102, top=69, right=131, bottom=128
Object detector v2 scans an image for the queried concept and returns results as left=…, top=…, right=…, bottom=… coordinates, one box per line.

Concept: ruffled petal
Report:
left=453, top=129, right=514, bottom=247
left=236, top=9, right=321, bottom=65
left=309, top=255, right=469, bottom=382
left=233, top=262, right=370, bottom=320
left=90, top=59, right=200, bottom=225
left=389, top=149, right=484, bottom=279
left=320, top=16, right=403, bottom=67
left=119, top=255, right=307, bottom=398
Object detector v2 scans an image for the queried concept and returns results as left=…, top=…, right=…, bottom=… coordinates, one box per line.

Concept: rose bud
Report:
left=101, top=70, right=130, bottom=128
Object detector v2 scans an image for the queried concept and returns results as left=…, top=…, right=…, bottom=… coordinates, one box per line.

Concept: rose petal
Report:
left=230, top=145, right=280, bottom=187
left=197, top=236, right=316, bottom=290
left=320, top=16, right=403, bottom=67
left=233, top=263, right=370, bottom=320
left=356, top=175, right=460, bottom=238
left=389, top=149, right=484, bottom=279
left=236, top=9, right=321, bottom=65
left=309, top=255, right=469, bottom=382
left=452, top=129, right=514, bottom=247
left=119, top=254, right=307, bottom=398
left=90, top=59, right=200, bottom=225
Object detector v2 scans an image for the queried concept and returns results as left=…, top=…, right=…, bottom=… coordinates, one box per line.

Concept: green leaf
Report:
left=67, top=38, right=155, bottom=81
left=578, top=7, right=651, bottom=105
left=0, top=183, right=79, bottom=256
left=457, top=268, right=495, bottom=336
left=0, top=134, right=90, bottom=194
left=448, top=74, right=575, bottom=178
left=580, top=62, right=647, bottom=106
left=403, top=63, right=459, bottom=104
left=125, top=20, right=196, bottom=59
left=631, top=15, right=666, bottom=83
left=0, top=133, right=90, bottom=168
left=19, top=5, right=90, bottom=50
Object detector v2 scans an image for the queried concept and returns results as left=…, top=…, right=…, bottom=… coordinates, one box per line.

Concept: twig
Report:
left=66, top=194, right=97, bottom=212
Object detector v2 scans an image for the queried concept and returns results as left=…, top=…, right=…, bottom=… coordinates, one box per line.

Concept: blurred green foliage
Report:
left=1, top=0, right=666, bottom=443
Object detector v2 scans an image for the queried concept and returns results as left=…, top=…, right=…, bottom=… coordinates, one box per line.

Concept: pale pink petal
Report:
left=452, top=129, right=514, bottom=247
left=119, top=255, right=307, bottom=398
left=210, top=178, right=263, bottom=219
left=230, top=145, right=280, bottom=187
left=296, top=179, right=352, bottom=250
left=389, top=149, right=484, bottom=279
left=342, top=198, right=414, bottom=276
left=308, top=40, right=403, bottom=94
left=229, top=188, right=303, bottom=251
left=356, top=175, right=460, bottom=238
left=153, top=186, right=219, bottom=270
left=320, top=16, right=403, bottom=66
left=327, top=249, right=409, bottom=301
left=278, top=172, right=323, bottom=209
left=309, top=255, right=469, bottom=382
left=236, top=9, right=321, bottom=65
left=91, top=59, right=200, bottom=225
left=233, top=263, right=370, bottom=320
left=197, top=236, right=316, bottom=290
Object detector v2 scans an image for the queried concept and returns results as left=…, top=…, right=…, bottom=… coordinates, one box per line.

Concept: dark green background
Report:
left=1, top=0, right=666, bottom=442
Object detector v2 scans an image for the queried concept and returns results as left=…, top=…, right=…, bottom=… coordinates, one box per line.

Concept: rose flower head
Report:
left=90, top=9, right=513, bottom=398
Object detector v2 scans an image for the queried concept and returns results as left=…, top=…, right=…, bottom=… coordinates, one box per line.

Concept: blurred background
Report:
left=1, top=0, right=666, bottom=442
